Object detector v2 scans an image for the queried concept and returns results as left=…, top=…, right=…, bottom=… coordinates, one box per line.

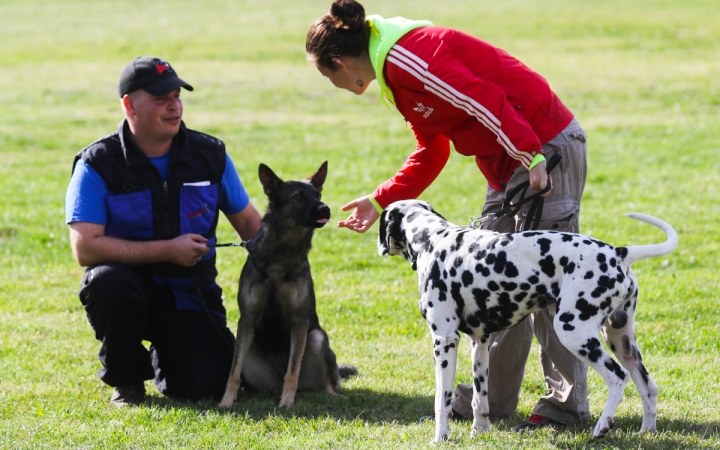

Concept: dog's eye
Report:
left=293, top=192, right=304, bottom=200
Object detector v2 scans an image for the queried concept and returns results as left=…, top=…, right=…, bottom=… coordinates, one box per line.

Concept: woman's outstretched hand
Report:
left=338, top=196, right=380, bottom=233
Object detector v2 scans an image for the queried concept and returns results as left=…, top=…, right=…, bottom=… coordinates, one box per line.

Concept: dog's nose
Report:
left=318, top=204, right=330, bottom=216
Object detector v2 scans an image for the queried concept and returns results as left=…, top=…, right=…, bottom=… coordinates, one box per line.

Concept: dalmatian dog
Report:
left=378, top=200, right=677, bottom=442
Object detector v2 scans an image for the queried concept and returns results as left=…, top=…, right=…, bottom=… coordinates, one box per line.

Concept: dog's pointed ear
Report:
left=309, top=160, right=328, bottom=192
left=258, top=163, right=283, bottom=197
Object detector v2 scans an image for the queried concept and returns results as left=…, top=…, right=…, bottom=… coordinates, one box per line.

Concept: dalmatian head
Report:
left=378, top=200, right=437, bottom=270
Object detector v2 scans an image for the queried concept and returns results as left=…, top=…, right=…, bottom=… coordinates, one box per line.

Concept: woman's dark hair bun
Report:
left=329, top=0, right=366, bottom=31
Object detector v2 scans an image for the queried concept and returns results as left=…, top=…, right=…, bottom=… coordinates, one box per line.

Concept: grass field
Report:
left=1, top=0, right=719, bottom=448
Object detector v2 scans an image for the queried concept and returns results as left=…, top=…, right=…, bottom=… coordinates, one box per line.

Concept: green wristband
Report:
left=367, top=196, right=384, bottom=215
left=528, top=153, right=547, bottom=171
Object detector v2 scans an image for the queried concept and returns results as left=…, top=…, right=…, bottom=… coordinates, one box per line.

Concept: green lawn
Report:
left=1, top=0, right=718, bottom=448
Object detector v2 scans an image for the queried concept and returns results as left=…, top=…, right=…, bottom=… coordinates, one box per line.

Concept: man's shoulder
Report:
left=76, top=130, right=122, bottom=165
left=186, top=127, right=225, bottom=151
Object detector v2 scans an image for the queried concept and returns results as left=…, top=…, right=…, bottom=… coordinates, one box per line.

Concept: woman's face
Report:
left=314, top=57, right=369, bottom=96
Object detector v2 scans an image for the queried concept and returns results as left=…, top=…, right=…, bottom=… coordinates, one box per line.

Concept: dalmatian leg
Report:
left=602, top=281, right=658, bottom=433
left=554, top=311, right=630, bottom=438
left=430, top=330, right=460, bottom=442
left=467, top=334, right=491, bottom=435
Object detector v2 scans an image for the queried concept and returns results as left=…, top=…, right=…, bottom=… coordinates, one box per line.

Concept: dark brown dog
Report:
left=219, top=161, right=354, bottom=408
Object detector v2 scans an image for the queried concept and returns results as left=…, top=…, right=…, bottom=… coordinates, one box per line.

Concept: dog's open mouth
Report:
left=316, top=218, right=329, bottom=224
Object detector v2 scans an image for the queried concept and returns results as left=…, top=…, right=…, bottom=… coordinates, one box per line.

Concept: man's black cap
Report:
left=117, top=56, right=194, bottom=98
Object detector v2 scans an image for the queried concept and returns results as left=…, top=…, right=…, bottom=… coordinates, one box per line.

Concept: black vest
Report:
left=73, top=120, right=226, bottom=282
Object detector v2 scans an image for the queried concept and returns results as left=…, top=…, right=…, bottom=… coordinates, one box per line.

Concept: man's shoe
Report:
left=512, top=414, right=565, bottom=431
left=110, top=384, right=145, bottom=407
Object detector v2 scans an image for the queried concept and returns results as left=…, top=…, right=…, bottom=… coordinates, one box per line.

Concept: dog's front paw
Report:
left=218, top=396, right=235, bottom=409
left=470, top=419, right=491, bottom=436
left=278, top=393, right=296, bottom=408
left=431, top=433, right=450, bottom=444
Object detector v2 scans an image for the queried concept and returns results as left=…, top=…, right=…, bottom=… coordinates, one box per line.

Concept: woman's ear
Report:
left=332, top=57, right=349, bottom=72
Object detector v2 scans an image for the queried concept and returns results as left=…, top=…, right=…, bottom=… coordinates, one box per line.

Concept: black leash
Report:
left=469, top=152, right=562, bottom=231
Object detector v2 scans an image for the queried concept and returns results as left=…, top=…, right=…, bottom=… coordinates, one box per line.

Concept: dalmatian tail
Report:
left=622, top=213, right=678, bottom=265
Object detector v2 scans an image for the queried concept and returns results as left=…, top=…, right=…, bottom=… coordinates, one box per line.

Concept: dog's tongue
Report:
left=317, top=218, right=329, bottom=224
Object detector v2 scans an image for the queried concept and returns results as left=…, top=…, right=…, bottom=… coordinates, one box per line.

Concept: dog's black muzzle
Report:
left=308, top=202, right=331, bottom=228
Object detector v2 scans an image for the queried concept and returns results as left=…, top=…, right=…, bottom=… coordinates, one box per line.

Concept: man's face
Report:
left=126, top=88, right=183, bottom=141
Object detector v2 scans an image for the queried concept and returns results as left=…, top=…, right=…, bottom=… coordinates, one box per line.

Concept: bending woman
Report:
left=306, top=0, right=590, bottom=430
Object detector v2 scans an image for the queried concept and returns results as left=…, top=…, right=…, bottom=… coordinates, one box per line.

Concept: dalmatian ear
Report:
left=378, top=210, right=393, bottom=256
left=378, top=208, right=406, bottom=256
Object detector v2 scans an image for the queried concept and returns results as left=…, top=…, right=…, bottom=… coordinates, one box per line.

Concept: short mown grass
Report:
left=1, top=0, right=718, bottom=448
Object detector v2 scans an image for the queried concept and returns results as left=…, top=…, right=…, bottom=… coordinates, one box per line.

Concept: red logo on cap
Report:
left=155, top=63, right=169, bottom=75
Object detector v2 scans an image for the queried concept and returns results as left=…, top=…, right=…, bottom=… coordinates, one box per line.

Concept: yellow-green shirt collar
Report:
left=367, top=14, right=433, bottom=105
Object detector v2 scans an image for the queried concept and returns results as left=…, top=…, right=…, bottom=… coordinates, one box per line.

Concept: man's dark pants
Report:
left=79, top=263, right=235, bottom=401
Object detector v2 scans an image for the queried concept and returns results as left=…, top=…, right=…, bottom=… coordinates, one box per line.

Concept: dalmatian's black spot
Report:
left=472, top=288, right=490, bottom=307
left=461, top=271, right=474, bottom=288
left=482, top=390, right=487, bottom=397
left=610, top=258, right=617, bottom=268
left=519, top=282, right=531, bottom=291
left=450, top=282, right=465, bottom=314
left=592, top=275, right=618, bottom=299
left=449, top=268, right=456, bottom=278
left=561, top=234, right=574, bottom=242
left=488, top=281, right=500, bottom=292
left=639, top=362, right=650, bottom=385
left=424, top=261, right=448, bottom=302
left=538, top=238, right=552, bottom=256
left=539, top=255, right=555, bottom=277
left=486, top=251, right=519, bottom=278
left=576, top=298, right=600, bottom=321
left=474, top=263, right=491, bottom=277
left=528, top=275, right=539, bottom=285
left=514, top=292, right=528, bottom=302
left=468, top=243, right=479, bottom=253
left=474, top=249, right=488, bottom=261
left=450, top=231, right=467, bottom=252
left=584, top=271, right=594, bottom=280
left=551, top=283, right=561, bottom=297
left=444, top=343, right=456, bottom=353
left=439, top=249, right=447, bottom=262
left=559, top=312, right=575, bottom=331
left=562, top=260, right=576, bottom=275
left=428, top=301, right=434, bottom=308
left=535, top=284, right=548, bottom=297
left=599, top=296, right=613, bottom=311
left=579, top=337, right=603, bottom=362
left=522, top=232, right=542, bottom=237
left=605, top=359, right=626, bottom=380
left=500, top=281, right=517, bottom=292
left=441, top=360, right=448, bottom=368
left=615, top=247, right=629, bottom=259
left=453, top=256, right=463, bottom=268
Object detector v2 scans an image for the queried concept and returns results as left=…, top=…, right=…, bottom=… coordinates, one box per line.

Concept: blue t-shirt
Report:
left=65, top=153, right=250, bottom=225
